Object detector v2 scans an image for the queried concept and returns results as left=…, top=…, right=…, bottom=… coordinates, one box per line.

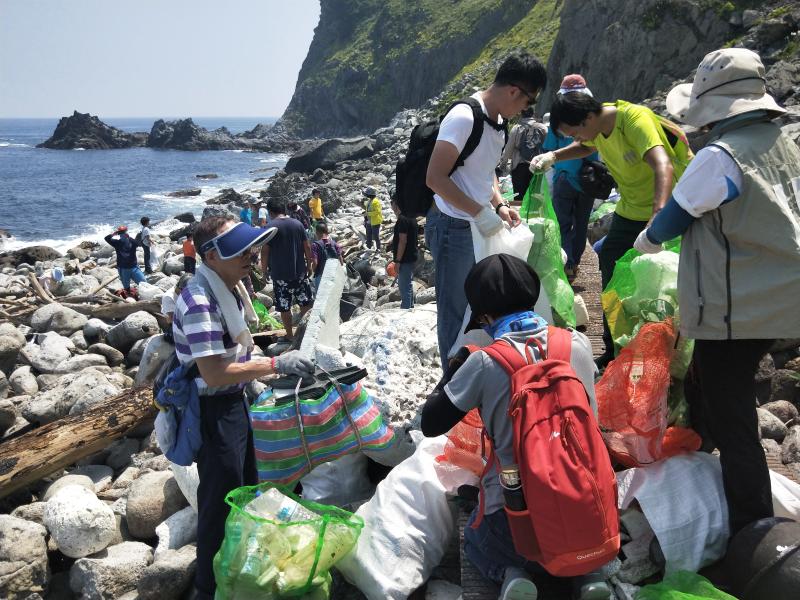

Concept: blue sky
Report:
left=0, top=0, right=320, bottom=118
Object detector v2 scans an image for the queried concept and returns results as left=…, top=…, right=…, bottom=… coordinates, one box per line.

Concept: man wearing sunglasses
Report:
left=425, top=51, right=547, bottom=374
left=173, top=215, right=315, bottom=600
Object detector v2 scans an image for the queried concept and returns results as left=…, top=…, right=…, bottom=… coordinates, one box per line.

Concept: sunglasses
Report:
left=514, top=85, right=539, bottom=106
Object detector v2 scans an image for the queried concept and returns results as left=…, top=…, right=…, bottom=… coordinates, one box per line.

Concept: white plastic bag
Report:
left=447, top=224, right=552, bottom=358
left=770, top=469, right=800, bottom=520
left=337, top=435, right=456, bottom=600
left=300, top=453, right=374, bottom=507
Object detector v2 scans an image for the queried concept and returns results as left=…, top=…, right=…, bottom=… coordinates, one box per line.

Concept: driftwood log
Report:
left=0, top=387, right=156, bottom=499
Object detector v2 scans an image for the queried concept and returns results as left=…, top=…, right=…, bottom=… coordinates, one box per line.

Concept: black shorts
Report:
left=274, top=278, right=314, bottom=312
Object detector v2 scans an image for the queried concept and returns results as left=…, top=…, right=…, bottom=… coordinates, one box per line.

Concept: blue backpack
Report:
left=153, top=356, right=202, bottom=466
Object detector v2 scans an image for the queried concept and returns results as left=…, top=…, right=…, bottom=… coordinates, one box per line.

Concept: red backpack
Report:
left=473, top=326, right=620, bottom=577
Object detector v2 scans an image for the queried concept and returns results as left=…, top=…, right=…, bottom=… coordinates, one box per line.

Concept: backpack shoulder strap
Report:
left=442, top=98, right=487, bottom=176
left=481, top=340, right=529, bottom=386
left=545, top=326, right=572, bottom=363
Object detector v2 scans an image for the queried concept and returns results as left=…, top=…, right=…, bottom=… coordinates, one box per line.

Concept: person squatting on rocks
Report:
left=534, top=81, right=692, bottom=369
left=426, top=51, right=546, bottom=373
left=173, top=215, right=315, bottom=599
left=498, top=107, right=547, bottom=201
left=420, top=253, right=607, bottom=600
left=259, top=198, right=315, bottom=341
left=139, top=216, right=153, bottom=274
left=633, top=48, right=800, bottom=535
left=311, top=221, right=343, bottom=290
left=104, top=224, right=145, bottom=295
left=183, top=232, right=196, bottom=274
left=389, top=197, right=419, bottom=309
left=542, top=74, right=600, bottom=281
left=362, top=186, right=384, bottom=251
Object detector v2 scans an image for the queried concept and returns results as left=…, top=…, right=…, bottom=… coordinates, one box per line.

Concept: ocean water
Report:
left=0, top=117, right=285, bottom=252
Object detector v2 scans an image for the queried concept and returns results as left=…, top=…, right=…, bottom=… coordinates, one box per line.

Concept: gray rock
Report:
left=161, top=256, right=184, bottom=276
left=761, top=438, right=781, bottom=454
left=30, top=303, right=88, bottom=336
left=105, top=311, right=160, bottom=352
left=44, top=485, right=117, bottom=558
left=758, top=408, right=788, bottom=442
left=69, top=330, right=89, bottom=351
left=43, top=474, right=96, bottom=501
left=87, top=343, right=125, bottom=367
left=20, top=332, right=74, bottom=374
left=781, top=426, right=800, bottom=465
left=9, top=365, right=38, bottom=396
left=140, top=454, right=171, bottom=472
left=36, top=373, right=61, bottom=391
left=0, top=373, right=8, bottom=401
left=23, top=369, right=119, bottom=424
left=126, top=471, right=188, bottom=539
left=53, top=274, right=98, bottom=297
left=106, top=438, right=140, bottom=470
left=69, top=541, right=153, bottom=600
left=70, top=465, right=115, bottom=492
left=415, top=286, right=436, bottom=305
left=10, top=501, right=46, bottom=526
left=0, top=515, right=49, bottom=598
left=154, top=506, right=197, bottom=559
left=137, top=544, right=196, bottom=600
left=126, top=337, right=150, bottom=367
left=83, top=318, right=112, bottom=344
left=761, top=400, right=799, bottom=424
left=285, top=137, right=375, bottom=173
left=111, top=466, right=140, bottom=490
left=0, top=398, right=19, bottom=434
left=771, top=369, right=800, bottom=404
left=0, top=322, right=26, bottom=375
left=53, top=353, right=108, bottom=375
left=742, top=9, right=759, bottom=29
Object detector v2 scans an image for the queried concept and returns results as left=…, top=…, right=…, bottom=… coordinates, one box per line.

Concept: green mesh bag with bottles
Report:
left=519, top=173, right=575, bottom=327
left=213, top=483, right=364, bottom=599
left=252, top=299, right=283, bottom=332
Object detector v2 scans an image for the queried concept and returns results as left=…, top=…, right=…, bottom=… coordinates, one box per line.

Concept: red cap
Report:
left=116, top=225, right=128, bottom=232
left=560, top=74, right=587, bottom=91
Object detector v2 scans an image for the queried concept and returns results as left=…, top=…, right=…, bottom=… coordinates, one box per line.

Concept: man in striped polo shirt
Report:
left=173, top=215, right=315, bottom=600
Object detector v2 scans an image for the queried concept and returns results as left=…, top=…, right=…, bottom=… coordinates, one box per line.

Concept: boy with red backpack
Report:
left=421, top=253, right=617, bottom=600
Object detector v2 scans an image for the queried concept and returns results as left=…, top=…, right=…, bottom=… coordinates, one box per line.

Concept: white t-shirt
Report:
left=140, top=226, right=151, bottom=247
left=672, top=145, right=743, bottom=218
left=258, top=207, right=268, bottom=223
left=160, top=289, right=177, bottom=316
left=433, top=93, right=506, bottom=220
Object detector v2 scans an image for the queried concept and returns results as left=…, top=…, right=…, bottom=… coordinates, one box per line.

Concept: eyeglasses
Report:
left=514, top=85, right=539, bottom=106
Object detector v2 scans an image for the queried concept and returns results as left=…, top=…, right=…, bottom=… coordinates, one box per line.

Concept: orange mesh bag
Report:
left=596, top=320, right=675, bottom=467
left=436, top=408, right=485, bottom=476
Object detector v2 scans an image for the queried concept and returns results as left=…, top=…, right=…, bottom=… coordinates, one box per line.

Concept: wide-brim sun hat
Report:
left=199, top=222, right=277, bottom=260
left=666, top=47, right=786, bottom=127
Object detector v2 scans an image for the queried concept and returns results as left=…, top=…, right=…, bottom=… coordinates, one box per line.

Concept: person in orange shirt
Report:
left=183, top=232, right=197, bottom=274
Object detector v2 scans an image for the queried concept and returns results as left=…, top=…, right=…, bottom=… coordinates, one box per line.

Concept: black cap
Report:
left=464, top=253, right=541, bottom=332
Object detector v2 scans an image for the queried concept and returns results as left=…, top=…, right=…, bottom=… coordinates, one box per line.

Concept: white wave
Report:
left=73, top=147, right=86, bottom=151
left=0, top=222, right=116, bottom=254
left=0, top=142, right=30, bottom=148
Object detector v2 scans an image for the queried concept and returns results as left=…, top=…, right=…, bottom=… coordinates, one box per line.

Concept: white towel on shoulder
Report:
left=195, top=263, right=257, bottom=350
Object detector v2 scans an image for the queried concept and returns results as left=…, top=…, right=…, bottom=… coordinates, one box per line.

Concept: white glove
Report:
left=633, top=229, right=663, bottom=254
left=529, top=151, right=556, bottom=173
left=473, top=206, right=504, bottom=238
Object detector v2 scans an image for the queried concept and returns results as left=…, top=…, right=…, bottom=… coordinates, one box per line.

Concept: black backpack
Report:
left=395, top=98, right=507, bottom=217
left=579, top=159, right=616, bottom=199
left=517, top=121, right=546, bottom=163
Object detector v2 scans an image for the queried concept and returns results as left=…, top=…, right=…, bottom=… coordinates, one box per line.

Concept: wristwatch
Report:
left=495, top=202, right=510, bottom=214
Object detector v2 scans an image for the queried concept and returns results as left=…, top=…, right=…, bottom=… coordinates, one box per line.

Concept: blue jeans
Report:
left=118, top=266, right=146, bottom=290
left=552, top=174, right=595, bottom=269
left=425, top=208, right=475, bottom=370
left=464, top=508, right=544, bottom=586
left=398, top=261, right=414, bottom=309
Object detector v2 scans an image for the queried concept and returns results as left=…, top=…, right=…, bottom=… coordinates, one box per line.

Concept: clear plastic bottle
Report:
left=245, top=488, right=318, bottom=523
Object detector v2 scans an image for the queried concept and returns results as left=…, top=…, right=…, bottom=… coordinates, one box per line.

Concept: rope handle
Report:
left=318, top=365, right=364, bottom=451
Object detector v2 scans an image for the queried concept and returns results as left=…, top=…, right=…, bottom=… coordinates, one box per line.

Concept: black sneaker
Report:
left=594, top=351, right=614, bottom=371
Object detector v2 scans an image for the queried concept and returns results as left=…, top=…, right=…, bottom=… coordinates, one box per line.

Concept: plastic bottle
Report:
left=246, top=488, right=318, bottom=523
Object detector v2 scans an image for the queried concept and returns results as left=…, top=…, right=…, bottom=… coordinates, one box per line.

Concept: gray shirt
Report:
left=444, top=326, right=597, bottom=514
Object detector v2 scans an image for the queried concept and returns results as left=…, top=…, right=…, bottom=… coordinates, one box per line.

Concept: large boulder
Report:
left=761, top=400, right=799, bottom=424
left=52, top=274, right=100, bottom=297
left=37, top=111, right=147, bottom=149
left=0, top=515, right=49, bottom=598
left=83, top=318, right=112, bottom=344
left=126, top=471, right=188, bottom=539
left=69, top=541, right=153, bottom=599
left=758, top=408, right=789, bottom=442
left=781, top=426, right=800, bottom=465
left=53, top=353, right=109, bottom=376
left=148, top=118, right=241, bottom=151
left=0, top=399, right=16, bottom=434
left=137, top=544, right=196, bottom=600
left=154, top=506, right=197, bottom=559
left=0, top=245, right=61, bottom=268
left=44, top=485, right=117, bottom=558
left=19, top=332, right=74, bottom=374
left=285, top=137, right=375, bottom=173
left=771, top=369, right=800, bottom=404
left=88, top=342, right=125, bottom=367
left=22, top=369, right=119, bottom=424
left=0, top=323, right=25, bottom=375
left=0, top=373, right=7, bottom=401
left=43, top=474, right=96, bottom=501
left=30, top=303, right=88, bottom=336
left=105, top=311, right=160, bottom=353
left=9, top=365, right=38, bottom=396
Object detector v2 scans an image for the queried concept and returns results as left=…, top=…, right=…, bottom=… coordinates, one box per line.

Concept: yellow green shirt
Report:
left=583, top=100, right=691, bottom=221
left=309, top=197, right=324, bottom=220
left=365, top=197, right=383, bottom=225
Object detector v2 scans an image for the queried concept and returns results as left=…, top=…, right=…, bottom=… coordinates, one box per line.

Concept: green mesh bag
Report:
left=520, top=173, right=575, bottom=327
left=213, top=483, right=363, bottom=599
left=590, top=201, right=617, bottom=222
left=253, top=299, right=283, bottom=331
left=636, top=571, right=737, bottom=600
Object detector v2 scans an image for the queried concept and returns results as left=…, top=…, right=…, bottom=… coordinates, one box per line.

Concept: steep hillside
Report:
left=277, top=0, right=532, bottom=137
